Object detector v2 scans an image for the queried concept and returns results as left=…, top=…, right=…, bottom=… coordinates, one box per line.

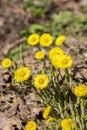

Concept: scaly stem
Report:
left=19, top=45, right=25, bottom=66
left=65, top=68, right=72, bottom=88
left=69, top=99, right=78, bottom=130
left=81, top=98, right=85, bottom=129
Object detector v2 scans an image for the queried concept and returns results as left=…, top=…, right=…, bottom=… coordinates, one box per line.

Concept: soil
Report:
left=0, top=0, right=87, bottom=130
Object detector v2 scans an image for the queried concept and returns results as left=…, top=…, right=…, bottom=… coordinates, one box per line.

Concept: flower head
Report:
left=55, top=35, right=66, bottom=46
left=27, top=34, right=40, bottom=46
left=49, top=47, right=64, bottom=59
left=52, top=54, right=73, bottom=69
left=35, top=51, right=45, bottom=60
left=74, top=85, right=87, bottom=97
left=34, top=74, right=49, bottom=89
left=61, top=118, right=75, bottom=130
left=14, top=67, right=31, bottom=82
left=46, top=117, right=54, bottom=125
left=40, top=33, right=53, bottom=47
left=1, top=58, right=12, bottom=68
left=43, top=106, right=52, bottom=119
left=25, top=121, right=37, bottom=130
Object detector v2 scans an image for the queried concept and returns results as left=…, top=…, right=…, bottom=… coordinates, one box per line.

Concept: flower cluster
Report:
left=27, top=33, right=66, bottom=47
left=1, top=33, right=87, bottom=130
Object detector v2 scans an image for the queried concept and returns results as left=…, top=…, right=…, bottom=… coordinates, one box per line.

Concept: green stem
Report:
left=58, top=102, right=64, bottom=118
left=19, top=45, right=25, bottom=66
left=69, top=99, right=78, bottom=130
left=81, top=98, right=85, bottom=129
left=65, top=68, right=72, bottom=88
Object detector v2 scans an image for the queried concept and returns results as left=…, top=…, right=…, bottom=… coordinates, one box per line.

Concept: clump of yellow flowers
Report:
left=1, top=33, right=87, bottom=130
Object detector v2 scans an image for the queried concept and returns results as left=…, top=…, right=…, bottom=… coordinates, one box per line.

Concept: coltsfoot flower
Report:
left=35, top=51, right=45, bottom=60
left=74, top=85, right=87, bottom=97
left=52, top=54, right=73, bottom=69
left=1, top=58, right=12, bottom=68
left=40, top=33, right=53, bottom=47
left=34, top=74, right=49, bottom=89
left=14, top=67, right=31, bottom=82
left=25, top=121, right=37, bottom=130
left=49, top=47, right=64, bottom=59
left=43, top=106, right=52, bottom=119
left=55, top=35, right=66, bottom=46
left=27, top=34, right=40, bottom=46
left=46, top=117, right=54, bottom=125
left=61, top=118, right=75, bottom=130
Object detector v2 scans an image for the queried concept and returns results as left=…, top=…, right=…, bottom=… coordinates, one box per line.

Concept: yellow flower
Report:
left=35, top=51, right=45, bottom=60
left=74, top=85, right=87, bottom=97
left=43, top=106, right=52, bottom=119
left=46, top=117, right=54, bottom=125
left=61, top=118, right=75, bottom=130
left=49, top=47, right=64, bottom=59
left=55, top=35, right=66, bottom=46
left=27, top=34, right=40, bottom=46
left=1, top=58, right=12, bottom=68
left=52, top=54, right=73, bottom=69
left=25, top=121, right=37, bottom=130
left=40, top=33, right=53, bottom=47
left=14, top=67, right=31, bottom=82
left=34, top=74, right=49, bottom=89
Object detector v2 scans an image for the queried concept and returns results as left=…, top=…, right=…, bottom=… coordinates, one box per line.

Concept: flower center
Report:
left=5, top=61, right=9, bottom=65
left=32, top=37, right=36, bottom=42
left=28, top=123, right=33, bottom=128
left=19, top=71, right=26, bottom=77
left=62, top=59, right=68, bottom=64
left=45, top=38, right=49, bottom=43
left=38, top=78, right=44, bottom=84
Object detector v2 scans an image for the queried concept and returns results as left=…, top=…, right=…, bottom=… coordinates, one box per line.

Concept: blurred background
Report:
left=0, top=0, right=87, bottom=60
